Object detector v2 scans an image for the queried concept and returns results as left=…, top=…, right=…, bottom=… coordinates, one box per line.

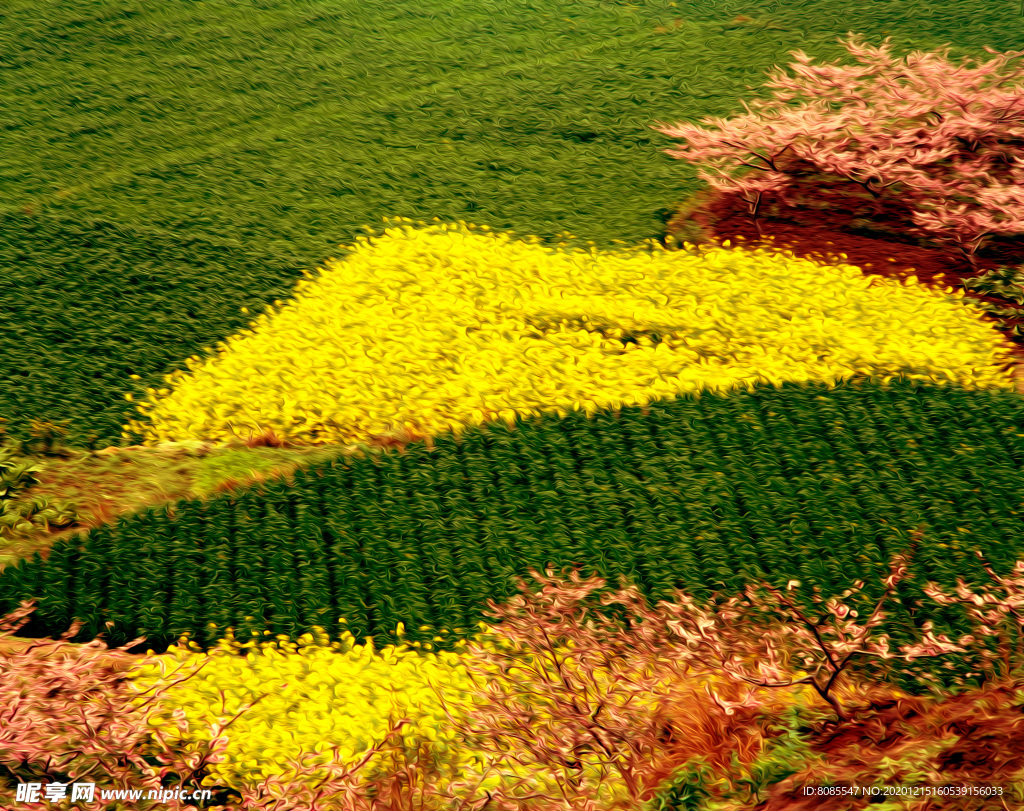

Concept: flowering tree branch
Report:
left=651, top=34, right=1024, bottom=270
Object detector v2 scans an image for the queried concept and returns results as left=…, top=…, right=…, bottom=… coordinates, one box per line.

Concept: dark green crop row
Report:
left=2, top=376, right=1023, bottom=679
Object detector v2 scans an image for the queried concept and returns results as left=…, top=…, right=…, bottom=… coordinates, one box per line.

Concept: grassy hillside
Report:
left=4, top=3, right=1024, bottom=804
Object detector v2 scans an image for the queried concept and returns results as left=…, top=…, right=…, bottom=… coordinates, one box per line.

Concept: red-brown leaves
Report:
left=652, top=34, right=1024, bottom=271
left=5, top=537, right=1024, bottom=809
left=0, top=600, right=218, bottom=810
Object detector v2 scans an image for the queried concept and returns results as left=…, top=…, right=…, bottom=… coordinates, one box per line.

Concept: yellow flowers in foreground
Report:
left=127, top=626, right=494, bottom=791
left=122, top=218, right=1015, bottom=447
left=126, top=625, right=643, bottom=798
left=124, top=622, right=841, bottom=801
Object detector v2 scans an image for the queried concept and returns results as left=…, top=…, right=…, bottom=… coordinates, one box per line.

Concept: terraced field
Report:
left=3, top=0, right=1024, bottom=807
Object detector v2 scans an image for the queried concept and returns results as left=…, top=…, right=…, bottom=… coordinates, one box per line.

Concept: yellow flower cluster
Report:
left=126, top=624, right=505, bottom=792
left=125, top=623, right=844, bottom=801
left=126, top=623, right=681, bottom=799
left=121, top=218, right=1015, bottom=447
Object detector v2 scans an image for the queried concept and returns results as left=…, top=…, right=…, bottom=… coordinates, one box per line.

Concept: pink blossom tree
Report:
left=651, top=34, right=1024, bottom=270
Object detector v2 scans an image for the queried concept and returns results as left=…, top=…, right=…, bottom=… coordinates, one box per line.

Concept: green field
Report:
left=5, top=0, right=1024, bottom=802
left=2, top=0, right=1022, bottom=448
left=4, top=376, right=1021, bottom=692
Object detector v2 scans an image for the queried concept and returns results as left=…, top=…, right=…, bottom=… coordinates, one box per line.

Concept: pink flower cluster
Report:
left=651, top=34, right=1024, bottom=270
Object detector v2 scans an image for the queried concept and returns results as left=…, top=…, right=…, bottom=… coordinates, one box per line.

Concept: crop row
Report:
left=3, top=376, right=1024, bottom=658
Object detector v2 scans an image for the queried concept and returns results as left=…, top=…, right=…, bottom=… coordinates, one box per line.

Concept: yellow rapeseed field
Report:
left=126, top=624, right=671, bottom=799
left=126, top=623, right=832, bottom=802
left=122, top=217, right=1015, bottom=447
left=128, top=626, right=495, bottom=792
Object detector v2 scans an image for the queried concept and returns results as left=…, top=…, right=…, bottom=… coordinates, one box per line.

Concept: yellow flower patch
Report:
left=122, top=218, right=1014, bottom=447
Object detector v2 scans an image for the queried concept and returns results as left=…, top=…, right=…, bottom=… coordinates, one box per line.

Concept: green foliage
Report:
left=963, top=265, right=1024, bottom=306
left=21, top=419, right=74, bottom=458
left=961, top=265, right=1024, bottom=337
left=0, top=212, right=311, bottom=450
left=735, top=708, right=819, bottom=800
left=0, top=447, right=78, bottom=539
left=0, top=497, right=80, bottom=538
left=645, top=758, right=714, bottom=811
left=1, top=0, right=1020, bottom=445
left=190, top=448, right=321, bottom=497
left=0, top=447, right=41, bottom=498
left=3, top=376, right=1024, bottom=679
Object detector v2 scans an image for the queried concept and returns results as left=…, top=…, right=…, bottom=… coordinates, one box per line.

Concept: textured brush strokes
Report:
left=1, top=0, right=1022, bottom=446
left=5, top=376, right=1024, bottom=666
left=120, top=220, right=1014, bottom=449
